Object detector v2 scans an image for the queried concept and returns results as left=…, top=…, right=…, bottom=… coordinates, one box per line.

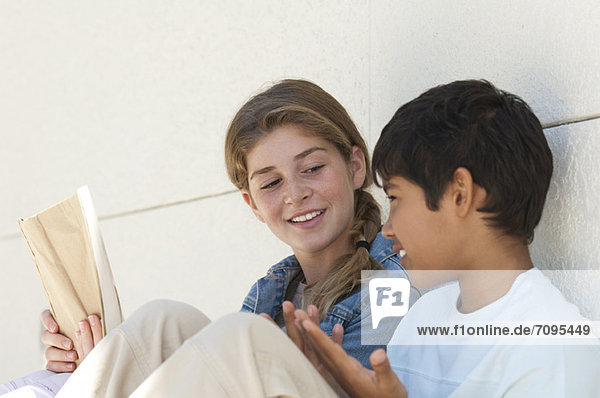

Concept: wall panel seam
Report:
left=543, top=114, right=600, bottom=130
left=0, top=189, right=239, bottom=242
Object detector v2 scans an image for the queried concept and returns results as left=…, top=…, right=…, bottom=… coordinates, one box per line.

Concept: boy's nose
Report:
left=381, top=217, right=394, bottom=239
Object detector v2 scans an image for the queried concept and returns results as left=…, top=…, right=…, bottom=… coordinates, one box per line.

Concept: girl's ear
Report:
left=349, top=146, right=367, bottom=189
left=451, top=167, right=474, bottom=218
left=241, top=190, right=265, bottom=223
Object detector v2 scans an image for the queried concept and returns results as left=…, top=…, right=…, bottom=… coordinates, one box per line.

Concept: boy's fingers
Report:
left=298, top=323, right=328, bottom=373
left=370, top=349, right=394, bottom=383
left=307, top=304, right=319, bottom=325
left=332, top=323, right=344, bottom=345
left=297, top=308, right=343, bottom=350
left=282, top=301, right=303, bottom=349
left=370, top=349, right=407, bottom=397
left=88, top=315, right=103, bottom=346
left=292, top=310, right=326, bottom=365
left=40, top=309, right=58, bottom=333
left=301, top=319, right=348, bottom=370
left=303, top=322, right=403, bottom=397
left=294, top=309, right=310, bottom=331
left=294, top=309, right=310, bottom=322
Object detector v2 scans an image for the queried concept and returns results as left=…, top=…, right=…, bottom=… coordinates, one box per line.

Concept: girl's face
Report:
left=242, top=124, right=366, bottom=263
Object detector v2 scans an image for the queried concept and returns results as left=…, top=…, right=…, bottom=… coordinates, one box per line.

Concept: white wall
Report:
left=1, top=0, right=598, bottom=381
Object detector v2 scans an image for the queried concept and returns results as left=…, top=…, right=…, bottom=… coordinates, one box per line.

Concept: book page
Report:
left=76, top=186, right=123, bottom=334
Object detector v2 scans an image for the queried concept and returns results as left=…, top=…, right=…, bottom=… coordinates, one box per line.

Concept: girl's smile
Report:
left=287, top=208, right=326, bottom=227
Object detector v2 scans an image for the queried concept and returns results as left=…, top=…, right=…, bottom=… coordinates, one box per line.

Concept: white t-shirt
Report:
left=387, top=268, right=600, bottom=397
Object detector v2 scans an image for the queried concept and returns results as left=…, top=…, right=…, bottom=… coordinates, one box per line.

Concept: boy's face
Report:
left=382, top=176, right=460, bottom=287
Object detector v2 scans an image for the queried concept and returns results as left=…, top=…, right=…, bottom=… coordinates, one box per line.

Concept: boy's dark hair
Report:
left=372, top=79, right=553, bottom=244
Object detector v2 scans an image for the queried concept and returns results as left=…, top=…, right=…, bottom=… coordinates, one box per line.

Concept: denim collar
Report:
left=251, top=232, right=401, bottom=318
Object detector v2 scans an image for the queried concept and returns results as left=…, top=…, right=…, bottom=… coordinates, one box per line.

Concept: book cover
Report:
left=18, top=186, right=122, bottom=357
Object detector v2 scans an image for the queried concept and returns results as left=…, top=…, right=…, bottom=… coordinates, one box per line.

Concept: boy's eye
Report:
left=304, top=164, right=324, bottom=174
left=261, top=179, right=281, bottom=190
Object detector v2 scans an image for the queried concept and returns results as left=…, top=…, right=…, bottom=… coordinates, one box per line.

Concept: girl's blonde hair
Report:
left=225, top=79, right=383, bottom=319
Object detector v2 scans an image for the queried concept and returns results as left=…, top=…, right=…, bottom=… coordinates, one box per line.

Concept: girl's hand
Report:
left=41, top=309, right=77, bottom=372
left=40, top=310, right=103, bottom=372
left=73, top=314, right=104, bottom=364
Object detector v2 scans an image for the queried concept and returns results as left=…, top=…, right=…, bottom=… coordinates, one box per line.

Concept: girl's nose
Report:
left=283, top=178, right=311, bottom=205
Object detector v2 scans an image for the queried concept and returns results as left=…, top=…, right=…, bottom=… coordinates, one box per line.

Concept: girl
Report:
left=5, top=79, right=414, bottom=396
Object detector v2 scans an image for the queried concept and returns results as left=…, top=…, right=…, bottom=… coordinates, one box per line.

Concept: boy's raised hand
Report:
left=293, top=306, right=351, bottom=397
left=40, top=309, right=103, bottom=372
left=297, top=309, right=407, bottom=398
left=260, top=302, right=348, bottom=396
left=259, top=301, right=343, bottom=352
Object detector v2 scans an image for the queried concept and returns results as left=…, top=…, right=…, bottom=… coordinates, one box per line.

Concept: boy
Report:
left=298, top=79, right=599, bottom=397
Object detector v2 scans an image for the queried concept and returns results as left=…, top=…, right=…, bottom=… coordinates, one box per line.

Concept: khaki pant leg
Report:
left=57, top=299, right=210, bottom=398
left=131, top=312, right=338, bottom=398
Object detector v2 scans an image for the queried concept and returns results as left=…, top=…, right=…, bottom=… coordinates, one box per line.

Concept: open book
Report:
left=18, top=186, right=122, bottom=357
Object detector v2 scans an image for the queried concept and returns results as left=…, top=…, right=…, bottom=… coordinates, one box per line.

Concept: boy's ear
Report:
left=241, top=190, right=265, bottom=223
left=349, top=146, right=367, bottom=189
left=451, top=167, right=474, bottom=218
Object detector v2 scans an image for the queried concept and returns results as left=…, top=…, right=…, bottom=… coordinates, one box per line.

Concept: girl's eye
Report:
left=261, top=179, right=281, bottom=190
left=386, top=195, right=397, bottom=202
left=304, top=164, right=324, bottom=174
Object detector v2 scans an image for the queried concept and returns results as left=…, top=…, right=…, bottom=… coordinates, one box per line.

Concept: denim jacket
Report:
left=240, top=232, right=418, bottom=368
